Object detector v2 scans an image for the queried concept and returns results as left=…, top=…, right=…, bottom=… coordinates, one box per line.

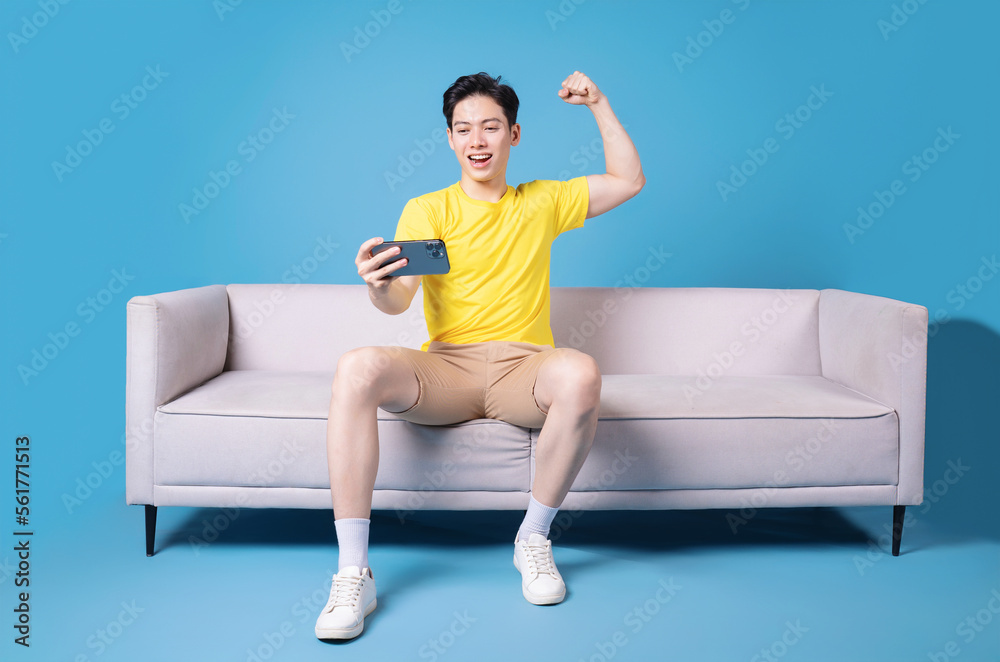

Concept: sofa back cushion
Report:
left=225, top=284, right=821, bottom=375
left=551, top=286, right=820, bottom=375
left=225, top=283, right=427, bottom=371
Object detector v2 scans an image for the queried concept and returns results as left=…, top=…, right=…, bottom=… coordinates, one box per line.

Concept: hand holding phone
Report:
left=357, top=237, right=409, bottom=292
left=371, top=239, right=450, bottom=277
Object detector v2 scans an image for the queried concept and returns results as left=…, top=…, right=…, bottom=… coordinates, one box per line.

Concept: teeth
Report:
left=470, top=155, right=491, bottom=161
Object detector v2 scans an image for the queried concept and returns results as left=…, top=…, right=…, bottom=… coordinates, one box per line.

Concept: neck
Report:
left=459, top=173, right=508, bottom=203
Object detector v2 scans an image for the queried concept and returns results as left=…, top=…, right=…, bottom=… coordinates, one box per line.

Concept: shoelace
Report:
left=327, top=574, right=364, bottom=611
left=522, top=541, right=558, bottom=577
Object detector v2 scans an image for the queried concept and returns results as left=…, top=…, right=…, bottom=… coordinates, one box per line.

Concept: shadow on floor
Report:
left=921, top=319, right=1000, bottom=540
left=158, top=505, right=879, bottom=555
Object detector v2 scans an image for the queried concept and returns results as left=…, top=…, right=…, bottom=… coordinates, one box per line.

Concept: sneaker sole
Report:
left=513, top=554, right=566, bottom=605
left=315, top=598, right=377, bottom=640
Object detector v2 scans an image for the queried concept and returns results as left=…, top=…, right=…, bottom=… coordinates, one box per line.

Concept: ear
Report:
left=510, top=122, right=521, bottom=146
left=446, top=126, right=455, bottom=151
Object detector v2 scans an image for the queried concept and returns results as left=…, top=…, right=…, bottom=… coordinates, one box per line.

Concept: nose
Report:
left=469, top=128, right=486, bottom=148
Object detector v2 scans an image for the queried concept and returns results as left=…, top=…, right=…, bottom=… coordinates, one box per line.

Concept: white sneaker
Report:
left=513, top=533, right=566, bottom=605
left=315, top=566, right=377, bottom=640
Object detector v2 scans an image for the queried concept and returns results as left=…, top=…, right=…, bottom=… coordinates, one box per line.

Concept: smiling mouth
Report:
left=468, top=154, right=492, bottom=168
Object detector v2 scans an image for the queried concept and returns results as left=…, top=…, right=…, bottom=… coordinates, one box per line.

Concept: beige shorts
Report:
left=383, top=340, right=565, bottom=428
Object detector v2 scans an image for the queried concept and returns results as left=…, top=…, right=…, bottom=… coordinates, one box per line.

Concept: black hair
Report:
left=442, top=72, right=519, bottom=130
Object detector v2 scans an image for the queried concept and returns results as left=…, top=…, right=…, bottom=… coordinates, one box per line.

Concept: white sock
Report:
left=517, top=496, right=559, bottom=541
left=334, top=518, right=370, bottom=572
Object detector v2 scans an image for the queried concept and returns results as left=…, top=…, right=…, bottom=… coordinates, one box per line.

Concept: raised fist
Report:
left=558, top=70, right=603, bottom=106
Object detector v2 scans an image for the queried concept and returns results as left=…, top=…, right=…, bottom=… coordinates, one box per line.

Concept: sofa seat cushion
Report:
left=598, top=374, right=893, bottom=419
left=159, top=370, right=338, bottom=419
left=566, top=375, right=899, bottom=492
left=155, top=371, right=531, bottom=491
left=155, top=370, right=898, bottom=494
left=158, top=371, right=892, bottom=421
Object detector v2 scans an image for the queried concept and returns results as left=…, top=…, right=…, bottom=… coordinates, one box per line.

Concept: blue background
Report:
left=2, top=1, right=998, bottom=660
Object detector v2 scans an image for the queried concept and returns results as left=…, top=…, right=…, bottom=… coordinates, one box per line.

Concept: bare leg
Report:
left=326, top=347, right=420, bottom=519
left=530, top=349, right=602, bottom=508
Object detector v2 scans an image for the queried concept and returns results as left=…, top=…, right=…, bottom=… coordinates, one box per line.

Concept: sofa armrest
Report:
left=125, top=284, right=230, bottom=505
left=818, top=289, right=928, bottom=505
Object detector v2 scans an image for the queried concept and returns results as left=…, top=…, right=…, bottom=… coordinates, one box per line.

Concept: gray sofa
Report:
left=125, top=284, right=928, bottom=556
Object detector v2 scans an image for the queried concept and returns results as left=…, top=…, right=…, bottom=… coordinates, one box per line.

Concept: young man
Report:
left=316, top=71, right=644, bottom=640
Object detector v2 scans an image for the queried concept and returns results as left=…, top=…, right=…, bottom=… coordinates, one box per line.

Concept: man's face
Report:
left=447, top=94, right=520, bottom=185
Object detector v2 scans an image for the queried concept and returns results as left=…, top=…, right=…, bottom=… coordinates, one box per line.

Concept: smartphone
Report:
left=371, top=239, right=450, bottom=277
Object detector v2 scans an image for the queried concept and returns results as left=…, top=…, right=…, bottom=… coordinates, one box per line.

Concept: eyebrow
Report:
left=453, top=118, right=503, bottom=126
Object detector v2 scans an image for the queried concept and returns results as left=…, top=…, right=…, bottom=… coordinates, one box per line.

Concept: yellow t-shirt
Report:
left=394, top=177, right=589, bottom=350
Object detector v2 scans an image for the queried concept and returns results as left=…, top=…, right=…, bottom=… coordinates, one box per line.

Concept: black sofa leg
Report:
left=145, top=505, right=157, bottom=557
left=891, top=505, right=905, bottom=556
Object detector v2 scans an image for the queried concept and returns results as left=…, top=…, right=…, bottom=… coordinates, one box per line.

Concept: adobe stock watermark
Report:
left=843, top=126, right=959, bottom=243
left=384, top=125, right=449, bottom=192
left=188, top=440, right=308, bottom=555
left=340, top=0, right=407, bottom=63
left=940, top=255, right=997, bottom=313
left=716, top=84, right=834, bottom=202
left=555, top=123, right=630, bottom=182
left=887, top=253, right=997, bottom=373
left=565, top=245, right=673, bottom=349
left=343, top=269, right=470, bottom=396
left=577, top=577, right=681, bottom=662
left=62, top=444, right=131, bottom=514
left=178, top=107, right=295, bottom=223
left=380, top=286, right=440, bottom=348
left=0, top=555, right=15, bottom=587
left=394, top=426, right=495, bottom=523
left=8, top=0, right=72, bottom=55
left=727, top=418, right=843, bottom=534
left=672, top=0, right=751, bottom=73
left=878, top=0, right=931, bottom=41
left=187, top=494, right=252, bottom=556
left=546, top=0, right=587, bottom=31
left=52, top=65, right=169, bottom=183
left=17, top=268, right=136, bottom=385
left=684, top=290, right=801, bottom=404
left=548, top=448, right=639, bottom=543
left=244, top=570, right=337, bottom=662
left=213, top=0, right=243, bottom=21
left=749, top=620, right=809, bottom=662
left=246, top=439, right=307, bottom=486
left=62, top=414, right=150, bottom=515
left=927, top=587, right=1000, bottom=662
left=228, top=235, right=340, bottom=346
left=74, top=600, right=145, bottom=660
left=417, top=610, right=477, bottom=661
left=853, top=458, right=969, bottom=575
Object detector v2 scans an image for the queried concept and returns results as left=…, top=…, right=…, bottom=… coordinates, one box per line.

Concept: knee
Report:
left=332, top=347, right=395, bottom=398
left=548, top=350, right=602, bottom=411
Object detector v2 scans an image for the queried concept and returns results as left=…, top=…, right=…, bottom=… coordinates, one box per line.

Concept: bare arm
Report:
left=356, top=237, right=421, bottom=315
left=558, top=71, right=645, bottom=219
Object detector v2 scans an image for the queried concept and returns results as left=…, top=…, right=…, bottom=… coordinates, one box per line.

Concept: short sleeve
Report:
left=551, top=176, right=590, bottom=236
left=394, top=198, right=437, bottom=241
